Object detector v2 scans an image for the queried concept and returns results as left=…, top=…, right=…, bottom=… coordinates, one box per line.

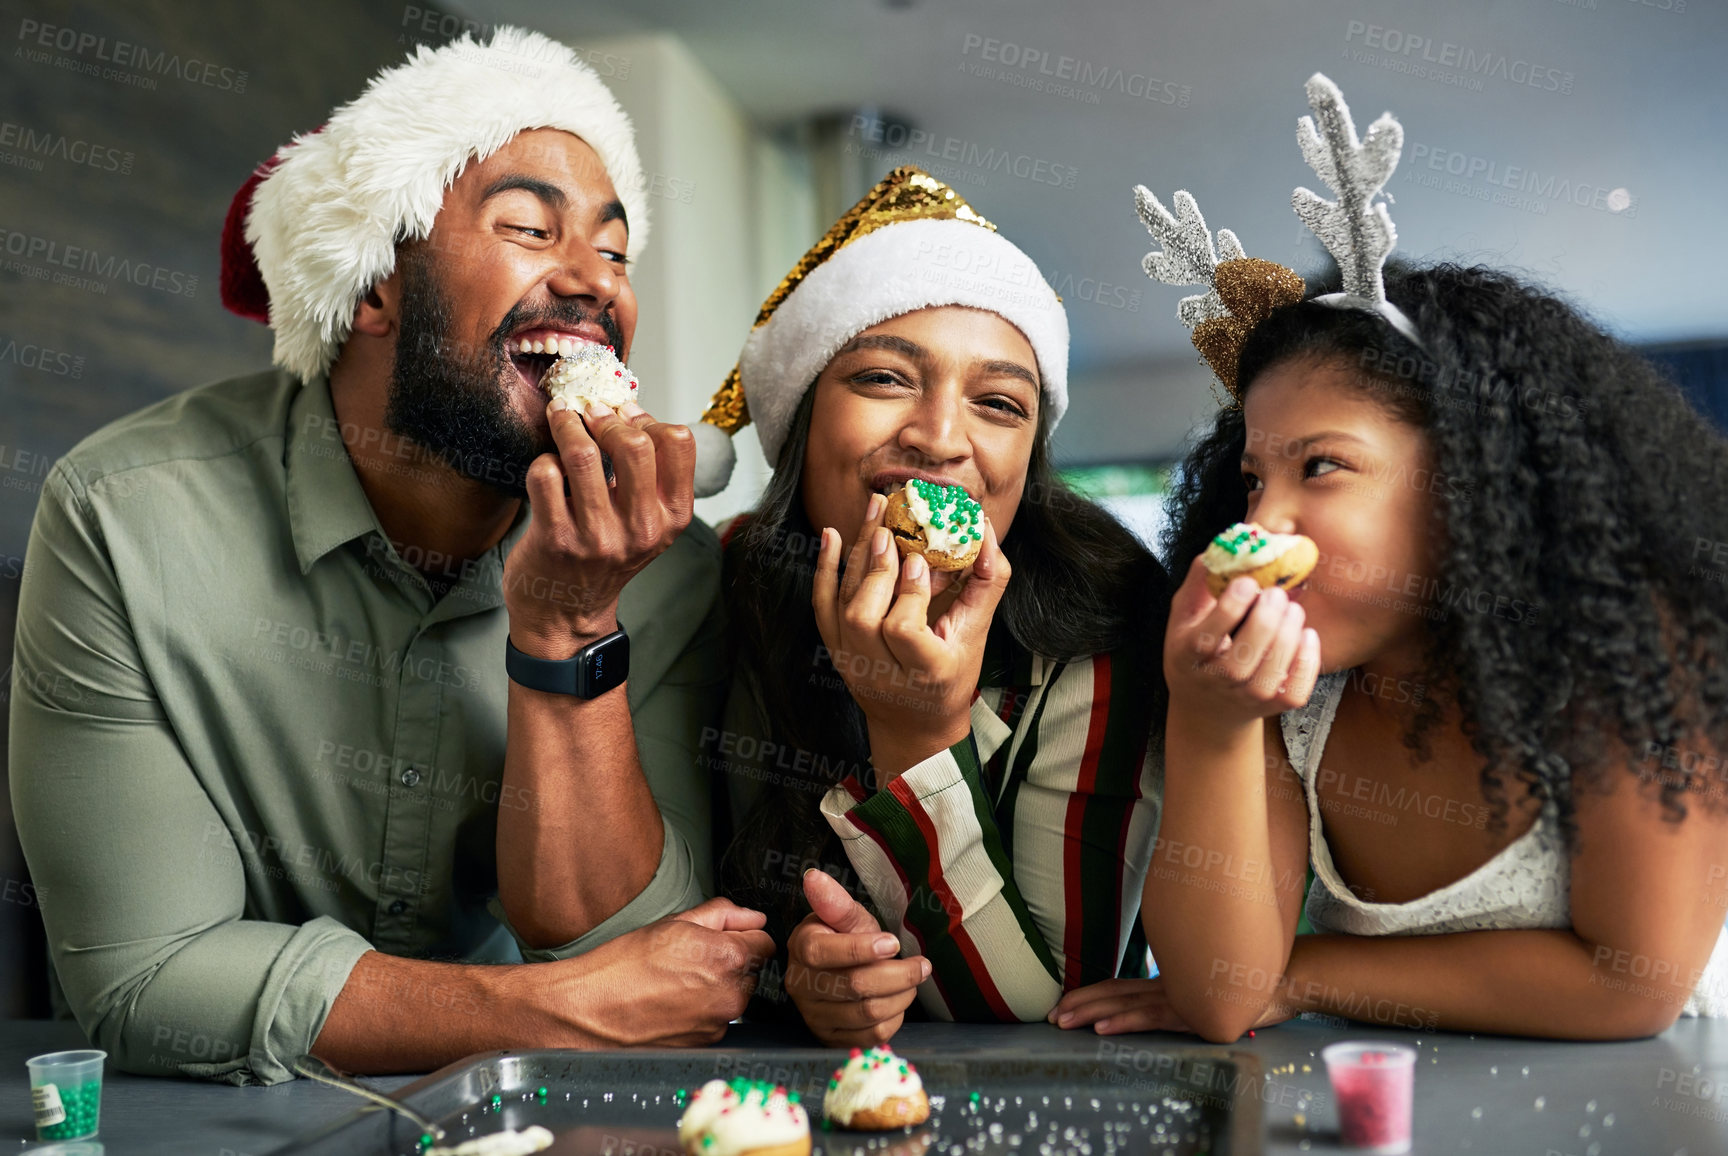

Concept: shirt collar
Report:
left=285, top=374, right=385, bottom=575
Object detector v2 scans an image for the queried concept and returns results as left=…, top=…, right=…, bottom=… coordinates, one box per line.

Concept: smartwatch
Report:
left=505, top=627, right=630, bottom=698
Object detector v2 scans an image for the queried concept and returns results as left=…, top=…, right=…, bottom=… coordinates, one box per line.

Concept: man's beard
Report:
left=383, top=249, right=626, bottom=499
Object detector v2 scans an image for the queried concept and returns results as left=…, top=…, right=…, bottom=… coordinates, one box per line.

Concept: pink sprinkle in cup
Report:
left=1323, top=1041, right=1416, bottom=1153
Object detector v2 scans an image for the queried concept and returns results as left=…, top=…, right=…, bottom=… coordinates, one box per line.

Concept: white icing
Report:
left=824, top=1048, right=923, bottom=1125
left=542, top=342, right=640, bottom=408
left=904, top=480, right=980, bottom=557
left=426, top=1125, right=554, bottom=1156
left=678, top=1079, right=809, bottom=1156
left=1201, top=521, right=1300, bottom=578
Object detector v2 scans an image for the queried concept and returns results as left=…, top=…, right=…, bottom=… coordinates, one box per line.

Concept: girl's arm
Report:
left=1278, top=739, right=1728, bottom=1038
left=1143, top=559, right=1321, bottom=1042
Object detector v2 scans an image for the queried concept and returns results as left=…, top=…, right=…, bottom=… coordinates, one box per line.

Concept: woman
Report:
left=695, top=168, right=1171, bottom=1045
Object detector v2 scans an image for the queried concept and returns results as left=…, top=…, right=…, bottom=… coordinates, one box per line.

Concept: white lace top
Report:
left=1281, top=671, right=1728, bottom=1017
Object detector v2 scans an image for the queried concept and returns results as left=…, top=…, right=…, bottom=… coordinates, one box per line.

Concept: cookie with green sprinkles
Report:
left=823, top=1045, right=930, bottom=1131
left=884, top=478, right=985, bottom=571
left=1198, top=520, right=1318, bottom=597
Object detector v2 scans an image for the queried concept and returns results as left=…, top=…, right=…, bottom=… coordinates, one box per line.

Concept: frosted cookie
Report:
left=1200, top=522, right=1318, bottom=597
left=677, top=1078, right=811, bottom=1156
left=425, top=1125, right=554, bottom=1156
left=535, top=338, right=640, bottom=410
left=824, top=1046, right=930, bottom=1131
left=884, top=479, right=983, bottom=572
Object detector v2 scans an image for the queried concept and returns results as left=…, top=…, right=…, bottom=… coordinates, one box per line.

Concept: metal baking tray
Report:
left=269, top=1046, right=1263, bottom=1155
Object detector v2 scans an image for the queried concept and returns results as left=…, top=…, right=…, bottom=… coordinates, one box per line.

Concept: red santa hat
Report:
left=220, top=26, right=649, bottom=382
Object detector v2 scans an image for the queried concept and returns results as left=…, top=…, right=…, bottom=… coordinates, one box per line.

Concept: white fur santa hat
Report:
left=693, top=167, right=1069, bottom=498
left=220, top=26, right=649, bottom=383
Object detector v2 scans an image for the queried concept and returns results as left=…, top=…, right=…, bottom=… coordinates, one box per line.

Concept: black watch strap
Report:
left=505, top=628, right=629, bottom=698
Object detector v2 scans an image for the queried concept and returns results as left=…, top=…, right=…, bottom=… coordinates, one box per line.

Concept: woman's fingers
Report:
left=801, top=958, right=930, bottom=1004
left=812, top=527, right=843, bottom=647
left=839, top=493, right=888, bottom=604
left=1278, top=627, right=1323, bottom=708
left=939, top=515, right=1011, bottom=646
left=844, top=526, right=902, bottom=630
left=1094, top=1003, right=1191, bottom=1035
left=881, top=552, right=938, bottom=672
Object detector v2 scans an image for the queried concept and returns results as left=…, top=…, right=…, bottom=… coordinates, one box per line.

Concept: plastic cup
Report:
left=26, top=1049, right=107, bottom=1142
left=1323, top=1041, right=1415, bottom=1153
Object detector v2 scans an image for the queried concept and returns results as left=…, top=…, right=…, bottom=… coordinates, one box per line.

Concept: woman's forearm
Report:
left=1146, top=715, right=1293, bottom=1041
left=1281, top=930, right=1693, bottom=1039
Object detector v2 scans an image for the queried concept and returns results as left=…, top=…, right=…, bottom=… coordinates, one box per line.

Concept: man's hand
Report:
left=504, top=399, right=696, bottom=656
left=545, top=897, right=776, bottom=1047
left=785, top=869, right=930, bottom=1047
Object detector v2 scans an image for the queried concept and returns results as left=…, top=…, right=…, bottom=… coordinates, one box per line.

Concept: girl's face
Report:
left=1240, top=356, right=1442, bottom=676
left=800, top=305, right=1041, bottom=584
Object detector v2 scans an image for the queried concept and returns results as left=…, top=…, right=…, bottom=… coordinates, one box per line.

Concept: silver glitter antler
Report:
left=1134, top=187, right=1246, bottom=330
left=1291, top=73, right=1421, bottom=344
left=1132, top=185, right=1306, bottom=400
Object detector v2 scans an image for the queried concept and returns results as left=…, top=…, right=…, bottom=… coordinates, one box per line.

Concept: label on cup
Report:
left=32, top=1081, right=66, bottom=1126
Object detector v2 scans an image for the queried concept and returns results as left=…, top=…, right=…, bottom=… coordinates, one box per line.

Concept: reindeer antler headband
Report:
left=1136, top=72, right=1419, bottom=405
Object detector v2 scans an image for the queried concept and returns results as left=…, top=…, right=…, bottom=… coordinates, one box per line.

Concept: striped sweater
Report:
left=820, top=642, right=1164, bottom=1022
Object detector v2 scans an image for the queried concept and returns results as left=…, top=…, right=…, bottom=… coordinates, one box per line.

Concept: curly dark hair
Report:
left=1163, top=262, right=1728, bottom=843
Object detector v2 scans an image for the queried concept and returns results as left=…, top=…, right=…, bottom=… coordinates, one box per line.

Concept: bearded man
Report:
left=8, top=27, right=771, bottom=1084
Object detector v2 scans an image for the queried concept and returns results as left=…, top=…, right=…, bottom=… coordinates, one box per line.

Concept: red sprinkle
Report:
left=1248, top=1030, right=1257, bottom=1038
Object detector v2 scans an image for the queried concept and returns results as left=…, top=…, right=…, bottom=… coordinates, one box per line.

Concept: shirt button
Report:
left=387, top=899, right=408, bottom=916
left=400, top=766, right=422, bottom=787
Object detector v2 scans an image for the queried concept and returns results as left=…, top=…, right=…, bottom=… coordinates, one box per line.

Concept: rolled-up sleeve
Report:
left=9, top=464, right=372, bottom=1085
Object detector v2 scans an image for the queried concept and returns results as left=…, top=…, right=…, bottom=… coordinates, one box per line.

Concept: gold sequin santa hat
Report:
left=691, top=166, right=1069, bottom=497
left=1133, top=73, right=1419, bottom=406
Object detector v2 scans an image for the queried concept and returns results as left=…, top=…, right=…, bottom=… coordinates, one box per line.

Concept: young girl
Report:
left=1054, top=263, right=1728, bottom=1041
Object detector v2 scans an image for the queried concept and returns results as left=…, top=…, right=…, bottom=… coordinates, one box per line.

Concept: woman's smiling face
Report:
left=799, top=305, right=1042, bottom=570
left=1239, top=356, right=1443, bottom=676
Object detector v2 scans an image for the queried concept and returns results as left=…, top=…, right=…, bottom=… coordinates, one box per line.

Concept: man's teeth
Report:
left=513, top=336, right=593, bottom=356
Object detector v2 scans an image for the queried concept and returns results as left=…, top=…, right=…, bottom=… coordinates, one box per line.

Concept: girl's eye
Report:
left=1241, top=470, right=1263, bottom=492
left=1305, top=456, right=1343, bottom=478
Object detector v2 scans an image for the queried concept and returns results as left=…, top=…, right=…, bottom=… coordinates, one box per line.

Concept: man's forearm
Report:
left=311, top=950, right=571, bottom=1073
left=495, top=673, right=665, bottom=948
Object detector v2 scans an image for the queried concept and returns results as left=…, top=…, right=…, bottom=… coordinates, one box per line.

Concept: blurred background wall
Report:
left=3, top=0, right=1724, bottom=1017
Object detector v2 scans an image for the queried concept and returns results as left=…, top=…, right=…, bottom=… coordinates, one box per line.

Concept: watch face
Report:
left=584, top=631, right=630, bottom=696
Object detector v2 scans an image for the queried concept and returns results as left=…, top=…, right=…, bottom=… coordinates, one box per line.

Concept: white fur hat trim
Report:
left=737, top=218, right=1069, bottom=469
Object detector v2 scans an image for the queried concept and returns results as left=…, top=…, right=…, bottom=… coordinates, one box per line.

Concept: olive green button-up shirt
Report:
left=9, top=369, right=725, bottom=1085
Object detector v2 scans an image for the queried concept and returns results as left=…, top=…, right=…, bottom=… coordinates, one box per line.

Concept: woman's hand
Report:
left=812, top=492, right=1011, bottom=781
left=785, top=869, right=931, bottom=1047
left=1049, top=975, right=1296, bottom=1035
left=1163, top=555, right=1321, bottom=729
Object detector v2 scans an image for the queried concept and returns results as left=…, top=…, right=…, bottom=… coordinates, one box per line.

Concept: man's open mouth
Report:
left=508, top=331, right=607, bottom=394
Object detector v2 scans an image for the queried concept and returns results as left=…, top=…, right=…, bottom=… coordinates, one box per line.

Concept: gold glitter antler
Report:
left=1293, top=73, right=1402, bottom=311
left=1134, top=186, right=1304, bottom=403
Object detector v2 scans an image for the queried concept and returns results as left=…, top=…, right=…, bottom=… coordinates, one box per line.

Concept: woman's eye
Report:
left=852, top=370, right=905, bottom=387
left=508, top=225, right=549, bottom=240
left=1305, top=456, right=1343, bottom=478
left=977, top=396, right=1028, bottom=418
left=599, top=249, right=630, bottom=266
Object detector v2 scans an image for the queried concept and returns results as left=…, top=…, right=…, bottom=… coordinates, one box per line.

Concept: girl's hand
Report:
left=1049, top=975, right=1298, bottom=1035
left=812, top=492, right=1010, bottom=781
left=785, top=870, right=931, bottom=1048
left=1163, top=556, right=1321, bottom=728
left=1048, top=977, right=1193, bottom=1035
